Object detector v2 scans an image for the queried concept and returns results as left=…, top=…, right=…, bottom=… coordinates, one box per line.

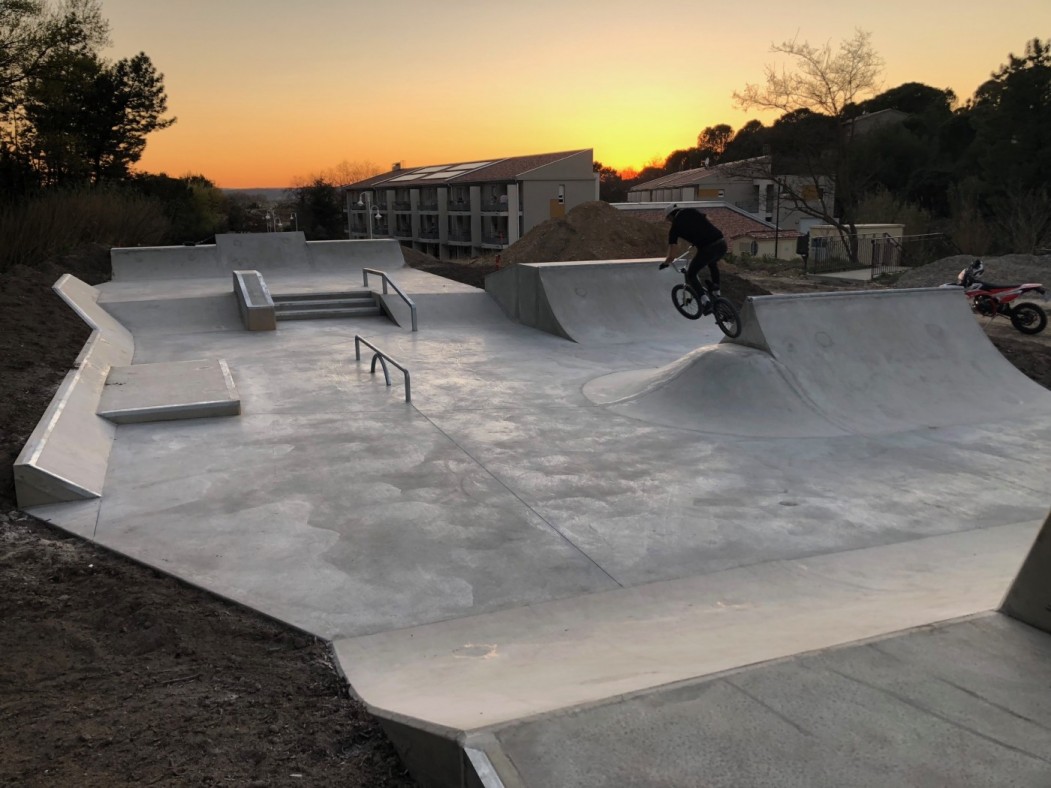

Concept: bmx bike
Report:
left=667, top=256, right=742, bottom=338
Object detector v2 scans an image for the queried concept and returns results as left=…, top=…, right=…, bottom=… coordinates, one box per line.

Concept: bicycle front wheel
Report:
left=672, top=284, right=703, bottom=320
left=713, top=297, right=741, bottom=338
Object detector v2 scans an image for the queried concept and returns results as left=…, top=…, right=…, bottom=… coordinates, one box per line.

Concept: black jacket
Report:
left=668, top=208, right=723, bottom=248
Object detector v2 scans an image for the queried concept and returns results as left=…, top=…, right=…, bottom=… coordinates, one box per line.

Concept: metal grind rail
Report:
left=354, top=336, right=411, bottom=403
left=362, top=268, right=418, bottom=332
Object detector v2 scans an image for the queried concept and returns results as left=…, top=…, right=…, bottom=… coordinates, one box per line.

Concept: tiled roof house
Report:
left=626, top=155, right=832, bottom=248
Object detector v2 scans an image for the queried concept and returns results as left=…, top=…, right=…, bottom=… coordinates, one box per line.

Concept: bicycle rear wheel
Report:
left=672, top=284, right=703, bottom=320
left=712, top=297, right=741, bottom=337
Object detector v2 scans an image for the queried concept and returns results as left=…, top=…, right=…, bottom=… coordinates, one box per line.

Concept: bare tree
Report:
left=733, top=29, right=885, bottom=264
left=993, top=187, right=1051, bottom=254
left=734, top=29, right=883, bottom=117
left=323, top=159, right=382, bottom=188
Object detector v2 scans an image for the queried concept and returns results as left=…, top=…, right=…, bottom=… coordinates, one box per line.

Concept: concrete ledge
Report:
left=232, top=270, right=276, bottom=331
left=335, top=521, right=1036, bottom=733
left=1001, top=509, right=1051, bottom=633
left=98, top=359, right=241, bottom=424
left=14, top=276, right=133, bottom=508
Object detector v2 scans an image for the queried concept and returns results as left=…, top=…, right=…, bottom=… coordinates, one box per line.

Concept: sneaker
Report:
left=711, top=288, right=721, bottom=297
left=700, top=294, right=712, bottom=315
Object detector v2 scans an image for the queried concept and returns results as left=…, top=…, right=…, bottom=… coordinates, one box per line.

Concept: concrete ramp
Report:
left=1002, top=508, right=1051, bottom=633
left=486, top=259, right=682, bottom=344
left=721, top=288, right=1051, bottom=433
left=581, top=288, right=1051, bottom=437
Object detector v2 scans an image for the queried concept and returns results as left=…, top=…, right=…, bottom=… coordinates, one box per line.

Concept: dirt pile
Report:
left=894, top=254, right=1050, bottom=289
left=497, top=201, right=666, bottom=265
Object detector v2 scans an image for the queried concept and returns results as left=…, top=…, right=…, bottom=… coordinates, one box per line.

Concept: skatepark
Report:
left=14, top=233, right=1051, bottom=787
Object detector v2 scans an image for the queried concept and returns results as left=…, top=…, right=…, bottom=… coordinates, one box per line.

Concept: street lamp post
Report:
left=356, top=193, right=382, bottom=239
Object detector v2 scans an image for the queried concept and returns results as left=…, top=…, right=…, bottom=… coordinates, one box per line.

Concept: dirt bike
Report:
left=951, top=260, right=1047, bottom=335
left=661, top=251, right=741, bottom=338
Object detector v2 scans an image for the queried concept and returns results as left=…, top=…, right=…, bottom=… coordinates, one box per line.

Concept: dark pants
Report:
left=687, top=238, right=726, bottom=298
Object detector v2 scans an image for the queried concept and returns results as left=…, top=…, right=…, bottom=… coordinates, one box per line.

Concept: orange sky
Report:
left=100, top=0, right=1050, bottom=188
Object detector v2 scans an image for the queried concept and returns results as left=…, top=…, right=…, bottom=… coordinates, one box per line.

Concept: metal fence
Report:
left=805, top=233, right=959, bottom=278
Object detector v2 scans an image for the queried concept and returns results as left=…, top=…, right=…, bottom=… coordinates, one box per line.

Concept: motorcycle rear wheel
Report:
left=1010, top=302, right=1047, bottom=335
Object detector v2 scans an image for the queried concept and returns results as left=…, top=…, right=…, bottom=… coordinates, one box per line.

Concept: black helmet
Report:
left=664, top=204, right=680, bottom=220
left=970, top=260, right=985, bottom=279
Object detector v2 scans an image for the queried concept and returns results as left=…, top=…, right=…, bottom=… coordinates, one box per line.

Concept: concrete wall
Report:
left=112, top=235, right=405, bottom=281
left=14, top=275, right=133, bottom=507
left=519, top=150, right=597, bottom=235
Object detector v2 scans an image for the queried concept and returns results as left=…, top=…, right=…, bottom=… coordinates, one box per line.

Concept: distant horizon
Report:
left=102, top=0, right=1049, bottom=187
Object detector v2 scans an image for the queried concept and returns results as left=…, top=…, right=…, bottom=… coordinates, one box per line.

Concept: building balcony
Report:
left=393, top=227, right=413, bottom=240
left=447, top=231, right=472, bottom=244
left=393, top=200, right=411, bottom=211
left=447, top=201, right=471, bottom=213
left=418, top=229, right=439, bottom=240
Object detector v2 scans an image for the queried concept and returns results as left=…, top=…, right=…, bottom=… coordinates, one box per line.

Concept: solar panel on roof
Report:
left=415, top=166, right=445, bottom=173
left=390, top=174, right=419, bottom=181
left=422, top=172, right=449, bottom=179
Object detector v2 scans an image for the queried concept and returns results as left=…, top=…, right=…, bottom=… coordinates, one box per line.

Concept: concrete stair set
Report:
left=273, top=289, right=382, bottom=321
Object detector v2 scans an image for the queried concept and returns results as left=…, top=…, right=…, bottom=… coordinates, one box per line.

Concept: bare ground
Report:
left=1, top=241, right=1048, bottom=786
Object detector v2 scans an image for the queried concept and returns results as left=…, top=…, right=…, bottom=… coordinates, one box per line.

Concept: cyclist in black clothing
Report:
left=658, top=204, right=727, bottom=309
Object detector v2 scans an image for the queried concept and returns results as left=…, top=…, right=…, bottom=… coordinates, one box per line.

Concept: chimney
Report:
left=392, top=161, right=402, bottom=171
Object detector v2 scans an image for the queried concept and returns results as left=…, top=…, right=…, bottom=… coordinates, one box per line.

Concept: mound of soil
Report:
left=495, top=201, right=666, bottom=265
left=894, top=254, right=1050, bottom=289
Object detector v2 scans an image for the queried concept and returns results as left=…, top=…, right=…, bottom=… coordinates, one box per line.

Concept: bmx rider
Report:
left=659, top=204, right=727, bottom=310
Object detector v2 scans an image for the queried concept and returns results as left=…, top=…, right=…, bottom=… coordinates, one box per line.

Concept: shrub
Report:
left=0, top=188, right=169, bottom=273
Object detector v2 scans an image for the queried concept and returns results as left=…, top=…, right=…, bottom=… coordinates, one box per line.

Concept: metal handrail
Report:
left=362, top=268, right=417, bottom=332
left=354, top=336, right=411, bottom=402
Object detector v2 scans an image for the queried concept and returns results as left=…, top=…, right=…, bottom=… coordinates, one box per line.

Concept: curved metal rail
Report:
left=362, top=268, right=417, bottom=332
left=354, top=335, right=411, bottom=403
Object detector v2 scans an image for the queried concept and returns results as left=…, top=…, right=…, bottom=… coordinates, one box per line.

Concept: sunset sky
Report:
left=100, top=0, right=1049, bottom=188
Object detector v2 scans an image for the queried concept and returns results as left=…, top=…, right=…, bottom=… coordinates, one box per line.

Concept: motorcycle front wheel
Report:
left=1010, top=302, right=1048, bottom=334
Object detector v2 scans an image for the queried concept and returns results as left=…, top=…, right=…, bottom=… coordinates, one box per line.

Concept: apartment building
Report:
left=346, top=149, right=598, bottom=260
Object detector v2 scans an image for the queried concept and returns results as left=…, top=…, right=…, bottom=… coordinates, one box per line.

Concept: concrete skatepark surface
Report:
left=22, top=235, right=1051, bottom=787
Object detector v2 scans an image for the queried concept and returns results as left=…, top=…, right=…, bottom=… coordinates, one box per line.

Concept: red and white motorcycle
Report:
left=951, top=260, right=1047, bottom=335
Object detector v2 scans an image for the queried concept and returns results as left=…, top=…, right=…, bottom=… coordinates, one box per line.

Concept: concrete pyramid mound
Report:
left=585, top=287, right=1051, bottom=437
